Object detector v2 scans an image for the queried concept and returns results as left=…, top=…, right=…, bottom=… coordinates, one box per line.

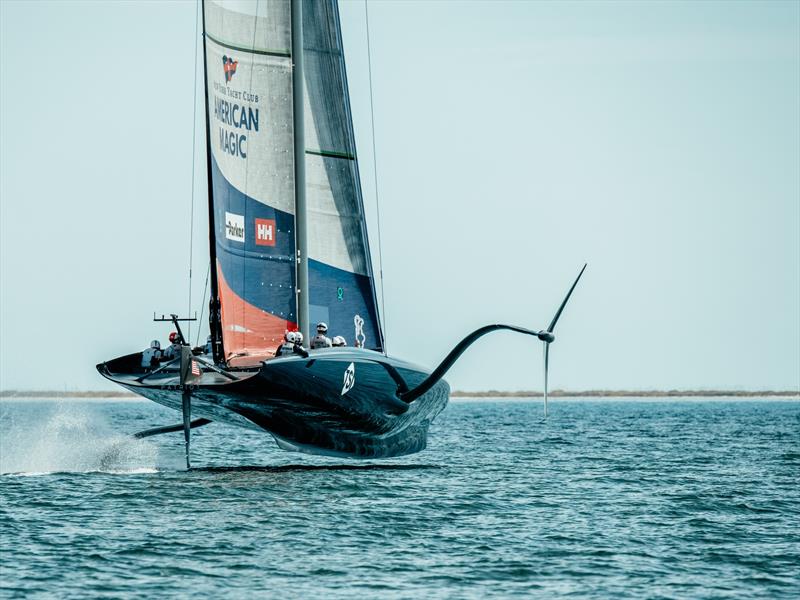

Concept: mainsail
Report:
left=202, top=0, right=383, bottom=363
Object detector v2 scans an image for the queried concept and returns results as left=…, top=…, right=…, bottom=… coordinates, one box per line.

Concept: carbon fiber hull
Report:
left=97, top=348, right=449, bottom=458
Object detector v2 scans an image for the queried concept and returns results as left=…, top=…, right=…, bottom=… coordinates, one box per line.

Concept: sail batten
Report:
left=205, top=32, right=290, bottom=58
left=306, top=149, right=356, bottom=160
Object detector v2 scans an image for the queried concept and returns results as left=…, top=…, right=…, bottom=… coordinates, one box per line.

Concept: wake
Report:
left=0, top=401, right=159, bottom=475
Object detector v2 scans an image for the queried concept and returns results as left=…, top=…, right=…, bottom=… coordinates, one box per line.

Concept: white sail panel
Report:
left=304, top=151, right=368, bottom=275
left=205, top=2, right=294, bottom=213
left=205, top=0, right=290, bottom=55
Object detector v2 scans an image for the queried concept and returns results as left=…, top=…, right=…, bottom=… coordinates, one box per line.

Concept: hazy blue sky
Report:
left=1, top=0, right=798, bottom=392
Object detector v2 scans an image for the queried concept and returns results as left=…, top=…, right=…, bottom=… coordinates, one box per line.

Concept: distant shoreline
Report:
left=451, top=390, right=799, bottom=398
left=0, top=389, right=797, bottom=399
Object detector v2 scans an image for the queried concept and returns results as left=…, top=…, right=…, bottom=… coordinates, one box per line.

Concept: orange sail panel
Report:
left=217, top=262, right=295, bottom=365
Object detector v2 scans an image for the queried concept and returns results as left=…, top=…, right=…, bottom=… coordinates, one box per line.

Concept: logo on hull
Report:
left=255, top=218, right=276, bottom=246
left=225, top=212, right=245, bottom=243
left=223, top=55, right=238, bottom=83
left=341, top=362, right=355, bottom=396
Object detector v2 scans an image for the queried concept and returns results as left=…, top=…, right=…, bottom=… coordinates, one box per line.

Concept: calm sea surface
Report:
left=1, top=398, right=798, bottom=598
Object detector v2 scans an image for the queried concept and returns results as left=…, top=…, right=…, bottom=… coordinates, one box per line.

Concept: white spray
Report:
left=0, top=401, right=159, bottom=475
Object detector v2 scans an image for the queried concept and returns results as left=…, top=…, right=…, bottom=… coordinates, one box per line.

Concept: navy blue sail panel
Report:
left=303, top=0, right=384, bottom=351
left=211, top=156, right=381, bottom=352
left=309, top=260, right=382, bottom=349
left=211, top=154, right=296, bottom=332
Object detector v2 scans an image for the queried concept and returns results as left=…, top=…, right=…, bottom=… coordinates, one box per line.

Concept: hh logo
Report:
left=223, top=55, right=238, bottom=83
left=255, top=218, right=276, bottom=246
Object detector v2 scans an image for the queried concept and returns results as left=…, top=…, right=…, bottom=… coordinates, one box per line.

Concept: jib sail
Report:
left=202, top=0, right=383, bottom=363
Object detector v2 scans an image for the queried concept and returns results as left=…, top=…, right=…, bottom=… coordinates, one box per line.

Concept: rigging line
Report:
left=187, top=0, right=201, bottom=342
left=365, top=0, right=387, bottom=354
left=196, top=262, right=211, bottom=347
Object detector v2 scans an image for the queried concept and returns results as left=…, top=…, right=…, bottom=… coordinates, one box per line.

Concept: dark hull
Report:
left=97, top=348, right=449, bottom=459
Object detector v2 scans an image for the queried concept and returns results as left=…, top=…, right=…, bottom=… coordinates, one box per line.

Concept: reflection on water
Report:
left=1, top=397, right=798, bottom=598
left=194, top=464, right=441, bottom=473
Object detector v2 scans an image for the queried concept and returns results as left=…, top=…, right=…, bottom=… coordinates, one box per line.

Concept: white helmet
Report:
left=316, top=322, right=328, bottom=333
left=295, top=332, right=304, bottom=345
left=332, top=336, right=347, bottom=347
left=150, top=340, right=161, bottom=350
left=285, top=331, right=297, bottom=344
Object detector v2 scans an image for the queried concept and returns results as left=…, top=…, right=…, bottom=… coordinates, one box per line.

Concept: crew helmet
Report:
left=285, top=331, right=297, bottom=344
left=169, top=332, right=179, bottom=343
left=332, top=336, right=347, bottom=347
left=316, top=322, right=328, bottom=333
left=150, top=340, right=161, bottom=350
left=294, top=332, right=304, bottom=345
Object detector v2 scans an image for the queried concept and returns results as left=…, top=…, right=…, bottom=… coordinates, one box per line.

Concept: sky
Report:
left=1, top=0, right=798, bottom=392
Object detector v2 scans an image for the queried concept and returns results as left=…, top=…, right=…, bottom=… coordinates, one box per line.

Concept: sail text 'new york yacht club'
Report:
left=212, top=80, right=260, bottom=159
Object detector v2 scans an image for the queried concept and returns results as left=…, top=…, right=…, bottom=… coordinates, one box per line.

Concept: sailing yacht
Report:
left=98, top=0, right=585, bottom=465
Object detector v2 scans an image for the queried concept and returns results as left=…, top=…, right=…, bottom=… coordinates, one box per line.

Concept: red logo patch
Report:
left=255, top=218, right=276, bottom=246
left=223, top=55, right=238, bottom=83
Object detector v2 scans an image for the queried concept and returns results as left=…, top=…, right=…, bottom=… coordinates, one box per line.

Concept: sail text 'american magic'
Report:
left=213, top=96, right=259, bottom=159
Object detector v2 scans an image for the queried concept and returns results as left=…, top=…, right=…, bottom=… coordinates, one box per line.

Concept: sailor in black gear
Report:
left=310, top=322, right=332, bottom=349
left=141, top=340, right=162, bottom=369
left=204, top=335, right=213, bottom=355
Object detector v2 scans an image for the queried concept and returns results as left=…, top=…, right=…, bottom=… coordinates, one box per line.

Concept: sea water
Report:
left=1, top=398, right=798, bottom=598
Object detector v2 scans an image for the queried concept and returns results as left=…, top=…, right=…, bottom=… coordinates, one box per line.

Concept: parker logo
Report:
left=255, top=218, right=276, bottom=246
left=224, top=211, right=245, bottom=243
left=222, top=55, right=238, bottom=83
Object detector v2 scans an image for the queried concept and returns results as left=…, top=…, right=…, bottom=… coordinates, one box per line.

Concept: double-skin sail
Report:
left=203, top=0, right=383, bottom=364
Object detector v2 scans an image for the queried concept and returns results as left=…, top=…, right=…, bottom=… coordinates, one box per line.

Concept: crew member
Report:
left=310, top=322, right=332, bottom=349
left=204, top=335, right=213, bottom=355
left=332, top=336, right=347, bottom=347
left=162, top=332, right=182, bottom=360
left=141, top=340, right=162, bottom=369
left=292, top=331, right=309, bottom=358
left=275, top=331, right=297, bottom=357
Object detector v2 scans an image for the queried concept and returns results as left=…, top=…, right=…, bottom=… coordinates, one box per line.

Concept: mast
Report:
left=200, top=0, right=223, bottom=363
left=291, top=0, right=310, bottom=343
